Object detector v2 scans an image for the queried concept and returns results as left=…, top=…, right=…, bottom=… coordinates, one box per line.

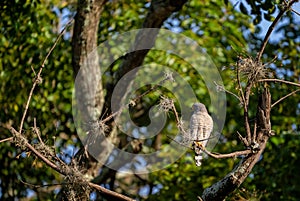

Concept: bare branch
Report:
left=33, top=118, right=43, bottom=144
left=201, top=88, right=272, bottom=200
left=236, top=131, right=249, bottom=147
left=257, top=78, right=300, bottom=87
left=89, top=182, right=135, bottom=201
left=20, top=179, right=62, bottom=189
left=19, top=19, right=73, bottom=133
left=235, top=57, right=252, bottom=143
left=256, top=0, right=298, bottom=60
left=272, top=89, right=300, bottom=108
left=253, top=119, right=257, bottom=142
left=244, top=83, right=253, bottom=144
left=236, top=57, right=246, bottom=105
left=291, top=8, right=300, bottom=16
left=101, top=74, right=174, bottom=124
left=214, top=81, right=241, bottom=102
left=10, top=127, right=135, bottom=201
left=9, top=127, right=63, bottom=174
left=201, top=146, right=252, bottom=159
left=0, top=137, right=13, bottom=143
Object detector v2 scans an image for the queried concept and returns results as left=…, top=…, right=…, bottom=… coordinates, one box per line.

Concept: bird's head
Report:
left=192, top=103, right=208, bottom=113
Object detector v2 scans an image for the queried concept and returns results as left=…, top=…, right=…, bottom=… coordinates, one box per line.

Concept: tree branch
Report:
left=257, top=78, right=300, bottom=87
left=271, top=89, right=300, bottom=108
left=9, top=127, right=63, bottom=175
left=236, top=131, right=249, bottom=147
left=256, top=0, right=298, bottom=61
left=201, top=88, right=272, bottom=201
left=201, top=147, right=252, bottom=159
left=9, top=127, right=135, bottom=201
left=89, top=182, right=135, bottom=201
left=214, top=81, right=241, bottom=102
left=19, top=19, right=73, bottom=133
left=0, top=137, right=13, bottom=143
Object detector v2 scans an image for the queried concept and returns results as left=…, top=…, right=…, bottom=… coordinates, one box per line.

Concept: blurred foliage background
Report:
left=0, top=0, right=299, bottom=200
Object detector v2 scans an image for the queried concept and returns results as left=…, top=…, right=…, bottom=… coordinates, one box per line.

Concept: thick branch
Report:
left=103, top=0, right=188, bottom=119
left=10, top=127, right=63, bottom=174
left=9, top=127, right=134, bottom=201
left=201, top=88, right=271, bottom=201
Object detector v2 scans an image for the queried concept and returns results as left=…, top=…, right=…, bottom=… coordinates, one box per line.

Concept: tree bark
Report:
left=69, top=0, right=188, bottom=200
left=59, top=0, right=107, bottom=200
left=200, top=88, right=271, bottom=200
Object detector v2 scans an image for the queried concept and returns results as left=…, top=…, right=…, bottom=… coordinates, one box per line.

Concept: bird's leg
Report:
left=193, top=141, right=204, bottom=149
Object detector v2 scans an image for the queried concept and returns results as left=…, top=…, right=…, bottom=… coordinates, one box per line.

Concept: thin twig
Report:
left=256, top=0, right=298, bottom=61
left=236, top=131, right=249, bottom=147
left=19, top=19, right=74, bottom=133
left=89, top=182, right=135, bottom=201
left=236, top=57, right=246, bottom=105
left=291, top=8, right=300, bottom=16
left=171, top=103, right=190, bottom=137
left=101, top=73, right=173, bottom=123
left=214, top=81, right=241, bottom=101
left=31, top=65, right=36, bottom=76
left=131, top=74, right=172, bottom=104
left=20, top=179, right=62, bottom=188
left=33, top=118, right=43, bottom=144
left=201, top=146, right=252, bottom=159
left=0, top=137, right=13, bottom=143
left=244, top=83, right=253, bottom=144
left=271, top=89, right=300, bottom=108
left=236, top=56, right=252, bottom=143
left=257, top=78, right=300, bottom=87
left=253, top=119, right=257, bottom=142
left=172, top=104, right=181, bottom=128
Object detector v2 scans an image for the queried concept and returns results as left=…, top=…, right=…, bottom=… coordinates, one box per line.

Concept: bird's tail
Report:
left=193, top=141, right=204, bottom=166
left=195, top=153, right=203, bottom=166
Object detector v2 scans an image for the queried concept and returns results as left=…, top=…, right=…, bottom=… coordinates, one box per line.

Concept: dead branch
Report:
left=0, top=137, right=13, bottom=143
left=101, top=73, right=174, bottom=124
left=271, top=89, right=300, bottom=108
left=257, top=78, right=300, bottom=87
left=291, top=8, right=300, bottom=16
left=9, top=127, right=135, bottom=201
left=201, top=88, right=272, bottom=201
left=33, top=118, right=43, bottom=144
left=236, top=56, right=253, bottom=145
left=89, top=182, right=135, bottom=201
left=256, top=0, right=299, bottom=61
left=236, top=131, right=249, bottom=147
left=214, top=81, right=241, bottom=102
left=9, top=127, right=63, bottom=174
left=236, top=57, right=246, bottom=105
left=19, top=19, right=73, bottom=133
left=201, top=147, right=252, bottom=159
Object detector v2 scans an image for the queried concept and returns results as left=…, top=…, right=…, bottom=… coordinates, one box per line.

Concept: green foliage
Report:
left=0, top=0, right=299, bottom=200
left=0, top=0, right=75, bottom=199
left=241, top=134, right=300, bottom=200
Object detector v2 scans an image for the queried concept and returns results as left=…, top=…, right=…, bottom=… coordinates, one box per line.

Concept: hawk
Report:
left=190, top=103, right=213, bottom=166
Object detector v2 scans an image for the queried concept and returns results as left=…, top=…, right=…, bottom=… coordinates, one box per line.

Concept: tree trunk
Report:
left=201, top=88, right=271, bottom=200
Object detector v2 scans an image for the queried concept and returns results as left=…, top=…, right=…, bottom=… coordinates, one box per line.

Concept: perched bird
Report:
left=190, top=103, right=213, bottom=166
